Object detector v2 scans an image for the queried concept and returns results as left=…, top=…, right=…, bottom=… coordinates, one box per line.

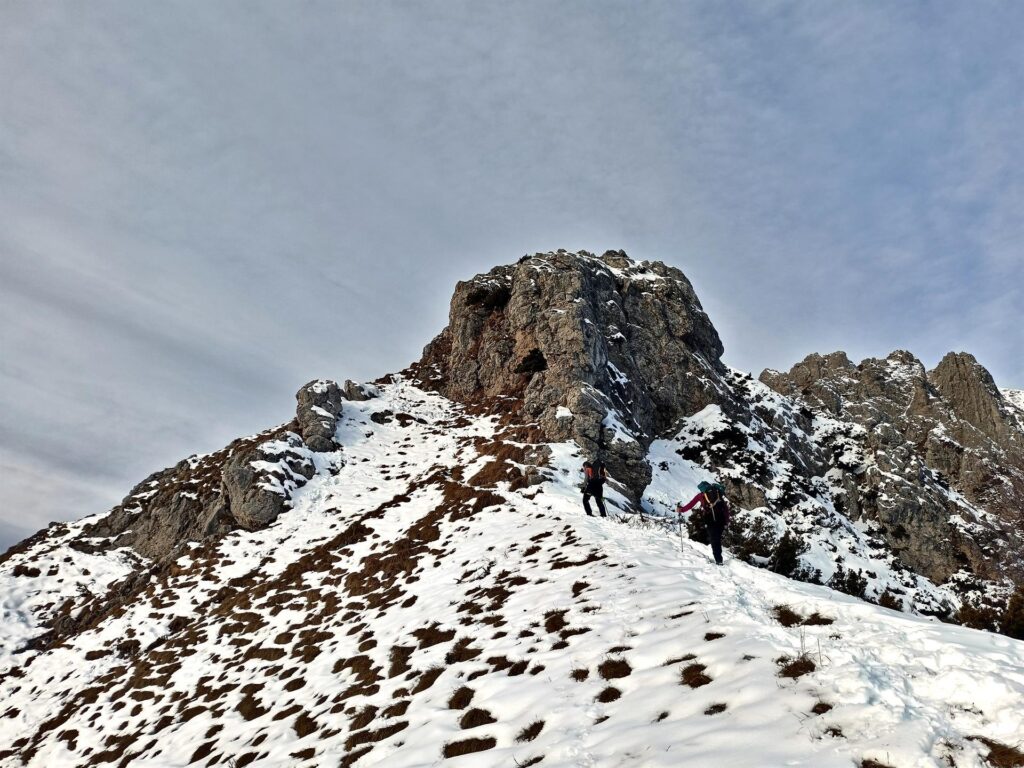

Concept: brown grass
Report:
left=446, top=638, right=482, bottom=664
left=442, top=736, right=496, bottom=758
left=598, top=659, right=631, bottom=680
left=345, top=721, right=409, bottom=752
left=776, top=655, right=816, bottom=679
left=350, top=706, right=377, bottom=731
left=596, top=687, right=621, bottom=703
left=551, top=551, right=606, bottom=570
left=570, top=668, right=589, bottom=682
left=447, top=687, right=475, bottom=710
left=411, top=666, right=444, bottom=694
left=412, top=624, right=456, bottom=649
left=803, top=612, right=835, bottom=626
left=516, top=720, right=544, bottom=743
left=293, top=710, right=318, bottom=738
left=811, top=702, right=833, bottom=715
left=382, top=700, right=410, bottom=719
left=704, top=703, right=728, bottom=715
left=968, top=736, right=1024, bottom=767
left=773, top=605, right=803, bottom=627
left=773, top=604, right=834, bottom=627
left=664, top=654, right=697, bottom=666
left=388, top=646, right=414, bottom=678
left=704, top=632, right=725, bottom=641
left=680, top=664, right=712, bottom=688
left=459, top=708, right=497, bottom=729
left=543, top=610, right=568, bottom=634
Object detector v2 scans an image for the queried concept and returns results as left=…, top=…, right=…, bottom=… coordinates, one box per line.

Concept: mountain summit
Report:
left=2, top=250, right=1023, bottom=767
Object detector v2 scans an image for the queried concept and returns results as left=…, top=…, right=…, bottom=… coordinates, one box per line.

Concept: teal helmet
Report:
left=697, top=480, right=712, bottom=493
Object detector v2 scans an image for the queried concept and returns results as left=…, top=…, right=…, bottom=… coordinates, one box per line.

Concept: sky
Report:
left=1, top=1, right=1021, bottom=550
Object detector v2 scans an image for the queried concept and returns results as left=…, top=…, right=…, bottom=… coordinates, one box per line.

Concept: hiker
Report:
left=677, top=481, right=731, bottom=565
left=581, top=459, right=608, bottom=518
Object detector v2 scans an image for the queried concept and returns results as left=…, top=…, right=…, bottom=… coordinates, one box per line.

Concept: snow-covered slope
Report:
left=3, top=379, right=1023, bottom=767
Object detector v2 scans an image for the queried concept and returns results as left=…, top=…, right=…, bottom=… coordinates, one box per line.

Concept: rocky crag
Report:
left=417, top=250, right=730, bottom=503
left=760, top=350, right=1024, bottom=592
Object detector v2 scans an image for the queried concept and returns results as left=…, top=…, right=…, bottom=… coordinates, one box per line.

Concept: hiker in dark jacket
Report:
left=582, top=460, right=608, bottom=518
left=677, top=481, right=731, bottom=565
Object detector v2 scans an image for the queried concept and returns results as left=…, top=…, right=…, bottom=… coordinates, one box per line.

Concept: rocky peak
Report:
left=759, top=347, right=1024, bottom=586
left=929, top=352, right=1011, bottom=446
left=417, top=249, right=728, bottom=502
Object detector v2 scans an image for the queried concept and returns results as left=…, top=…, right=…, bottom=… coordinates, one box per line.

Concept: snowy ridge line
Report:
left=1, top=377, right=1022, bottom=767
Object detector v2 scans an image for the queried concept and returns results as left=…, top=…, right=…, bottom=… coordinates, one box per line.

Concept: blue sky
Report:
left=1, top=1, right=1021, bottom=548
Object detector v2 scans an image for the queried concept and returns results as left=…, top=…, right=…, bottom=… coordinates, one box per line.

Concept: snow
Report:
left=1, top=377, right=1023, bottom=767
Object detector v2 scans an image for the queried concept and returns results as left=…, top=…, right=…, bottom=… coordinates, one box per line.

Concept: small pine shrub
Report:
left=1001, top=586, right=1024, bottom=640
left=829, top=565, right=867, bottom=598
left=957, top=600, right=1001, bottom=632
left=770, top=531, right=808, bottom=577
left=876, top=589, right=903, bottom=612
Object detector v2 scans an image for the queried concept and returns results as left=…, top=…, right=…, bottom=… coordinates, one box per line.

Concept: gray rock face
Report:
left=79, top=380, right=349, bottom=561
left=418, top=250, right=729, bottom=503
left=223, top=431, right=317, bottom=530
left=343, top=379, right=378, bottom=401
left=296, top=379, right=344, bottom=452
left=759, top=349, right=1024, bottom=585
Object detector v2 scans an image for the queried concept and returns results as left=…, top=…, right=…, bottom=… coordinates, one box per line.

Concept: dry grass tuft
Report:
left=772, top=605, right=803, bottom=627
left=597, top=659, right=631, bottom=680
left=776, top=655, right=816, bottom=679
left=442, top=736, right=496, bottom=758
left=596, top=687, right=621, bottom=703
left=459, top=708, right=497, bottom=729
left=515, top=720, right=544, bottom=743
left=680, top=663, right=712, bottom=688
left=447, top=687, right=474, bottom=710
left=968, top=736, right=1024, bottom=767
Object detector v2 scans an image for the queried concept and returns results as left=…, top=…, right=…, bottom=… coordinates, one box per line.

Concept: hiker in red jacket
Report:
left=677, top=481, right=731, bottom=565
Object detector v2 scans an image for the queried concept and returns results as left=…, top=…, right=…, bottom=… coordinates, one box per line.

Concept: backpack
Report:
left=698, top=481, right=730, bottom=524
left=585, top=460, right=607, bottom=484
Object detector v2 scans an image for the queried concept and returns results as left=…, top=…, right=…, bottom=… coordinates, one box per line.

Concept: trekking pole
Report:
left=677, top=509, right=684, bottom=553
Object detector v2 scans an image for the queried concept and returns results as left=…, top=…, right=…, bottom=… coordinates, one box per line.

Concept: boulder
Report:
left=296, top=379, right=343, bottom=452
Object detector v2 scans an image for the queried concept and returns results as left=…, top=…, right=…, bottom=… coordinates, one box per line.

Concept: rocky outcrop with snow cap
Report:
left=418, top=249, right=729, bottom=502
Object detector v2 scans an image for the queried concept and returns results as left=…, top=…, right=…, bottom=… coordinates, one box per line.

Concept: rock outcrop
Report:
left=759, top=350, right=1024, bottom=586
left=418, top=250, right=729, bottom=502
left=79, top=380, right=348, bottom=561
left=296, top=379, right=344, bottom=452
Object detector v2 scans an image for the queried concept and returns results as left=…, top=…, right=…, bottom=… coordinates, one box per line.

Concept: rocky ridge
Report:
left=1, top=249, right=1023, bottom=767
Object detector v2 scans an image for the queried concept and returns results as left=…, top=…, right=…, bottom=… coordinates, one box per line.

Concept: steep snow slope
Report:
left=3, top=379, right=1023, bottom=768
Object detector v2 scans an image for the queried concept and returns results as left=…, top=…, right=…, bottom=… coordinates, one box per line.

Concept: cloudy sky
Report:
left=1, top=1, right=1021, bottom=549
